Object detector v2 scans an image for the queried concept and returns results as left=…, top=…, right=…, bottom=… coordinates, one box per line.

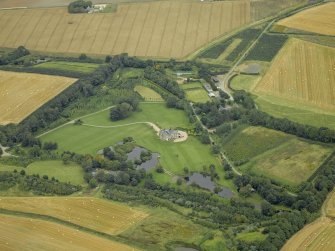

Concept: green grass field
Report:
left=41, top=103, right=220, bottom=176
left=180, top=82, right=203, bottom=90
left=241, top=139, right=332, bottom=186
left=134, top=86, right=163, bottom=102
left=120, top=207, right=211, bottom=250
left=180, top=82, right=210, bottom=103
left=82, top=103, right=189, bottom=129
left=221, top=126, right=333, bottom=185
left=221, top=126, right=292, bottom=163
left=236, top=231, right=267, bottom=242
left=34, top=61, right=99, bottom=73
left=230, top=75, right=261, bottom=92
left=0, top=161, right=85, bottom=185
left=255, top=96, right=335, bottom=129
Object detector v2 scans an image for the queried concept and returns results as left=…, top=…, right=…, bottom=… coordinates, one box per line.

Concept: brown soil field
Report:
left=255, top=38, right=335, bottom=113
left=277, top=2, right=335, bottom=36
left=0, top=197, right=148, bottom=235
left=0, top=214, right=140, bottom=251
left=0, top=1, right=251, bottom=58
left=0, top=70, right=76, bottom=125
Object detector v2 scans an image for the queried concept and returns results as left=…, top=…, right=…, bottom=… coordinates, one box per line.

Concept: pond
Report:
left=126, top=146, right=159, bottom=171
left=186, top=173, right=234, bottom=199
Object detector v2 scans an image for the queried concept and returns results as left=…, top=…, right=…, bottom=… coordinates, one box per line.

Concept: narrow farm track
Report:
left=81, top=121, right=161, bottom=134
left=189, top=103, right=241, bottom=176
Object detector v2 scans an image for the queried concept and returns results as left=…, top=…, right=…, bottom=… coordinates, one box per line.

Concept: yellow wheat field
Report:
left=282, top=191, right=335, bottom=251
left=0, top=214, right=140, bottom=251
left=255, top=38, right=335, bottom=113
left=0, top=70, right=76, bottom=125
left=277, top=2, right=335, bottom=36
left=0, top=1, right=250, bottom=58
left=0, top=197, right=148, bottom=235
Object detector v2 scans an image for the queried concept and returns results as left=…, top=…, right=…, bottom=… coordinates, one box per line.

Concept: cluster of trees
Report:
left=110, top=96, right=139, bottom=121
left=0, top=46, right=30, bottom=65
left=144, top=67, right=184, bottom=98
left=0, top=171, right=81, bottom=195
left=68, top=0, right=92, bottom=13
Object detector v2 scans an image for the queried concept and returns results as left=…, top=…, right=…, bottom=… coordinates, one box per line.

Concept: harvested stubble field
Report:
left=0, top=214, right=139, bottom=251
left=0, top=197, right=148, bottom=235
left=282, top=190, right=335, bottom=251
left=0, top=1, right=250, bottom=58
left=254, top=38, right=335, bottom=114
left=277, top=2, right=335, bottom=36
left=0, top=70, right=76, bottom=125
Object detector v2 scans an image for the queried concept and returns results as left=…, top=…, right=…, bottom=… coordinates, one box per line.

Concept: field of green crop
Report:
left=41, top=103, right=220, bottom=175
left=34, top=61, right=99, bottom=73
left=0, top=160, right=85, bottom=185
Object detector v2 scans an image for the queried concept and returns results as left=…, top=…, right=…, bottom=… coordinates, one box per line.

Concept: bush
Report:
left=68, top=0, right=92, bottom=13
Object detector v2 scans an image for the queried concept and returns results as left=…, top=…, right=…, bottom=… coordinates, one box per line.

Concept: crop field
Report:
left=0, top=160, right=85, bottom=185
left=250, top=0, right=306, bottom=21
left=134, top=85, right=163, bottom=102
left=0, top=1, right=250, bottom=58
left=41, top=103, right=220, bottom=175
left=245, top=34, right=288, bottom=62
left=254, top=38, right=335, bottom=114
left=282, top=190, right=335, bottom=251
left=198, top=28, right=261, bottom=64
left=0, top=214, right=139, bottom=251
left=0, top=70, right=76, bottom=125
left=0, top=197, right=148, bottom=235
left=241, top=139, right=332, bottom=186
left=34, top=61, right=99, bottom=73
left=277, top=2, right=335, bottom=36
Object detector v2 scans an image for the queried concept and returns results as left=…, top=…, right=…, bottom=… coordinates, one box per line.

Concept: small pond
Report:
left=186, top=173, right=234, bottom=199
left=126, top=146, right=159, bottom=171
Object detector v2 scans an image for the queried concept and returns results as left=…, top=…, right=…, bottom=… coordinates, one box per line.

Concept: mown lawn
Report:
left=134, top=85, right=163, bottom=101
left=82, top=103, right=190, bottom=129
left=0, top=160, right=85, bottom=185
left=34, top=61, right=99, bottom=73
left=41, top=103, right=220, bottom=176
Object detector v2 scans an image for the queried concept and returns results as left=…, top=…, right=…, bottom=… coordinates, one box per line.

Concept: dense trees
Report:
left=0, top=171, right=81, bottom=195
left=68, top=0, right=92, bottom=13
left=144, top=67, right=185, bottom=98
left=0, top=46, right=30, bottom=65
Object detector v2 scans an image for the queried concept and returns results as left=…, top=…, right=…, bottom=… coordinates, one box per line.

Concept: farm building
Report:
left=159, top=129, right=180, bottom=141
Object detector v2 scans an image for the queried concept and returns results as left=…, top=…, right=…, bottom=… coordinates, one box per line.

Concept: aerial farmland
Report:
left=0, top=0, right=334, bottom=251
